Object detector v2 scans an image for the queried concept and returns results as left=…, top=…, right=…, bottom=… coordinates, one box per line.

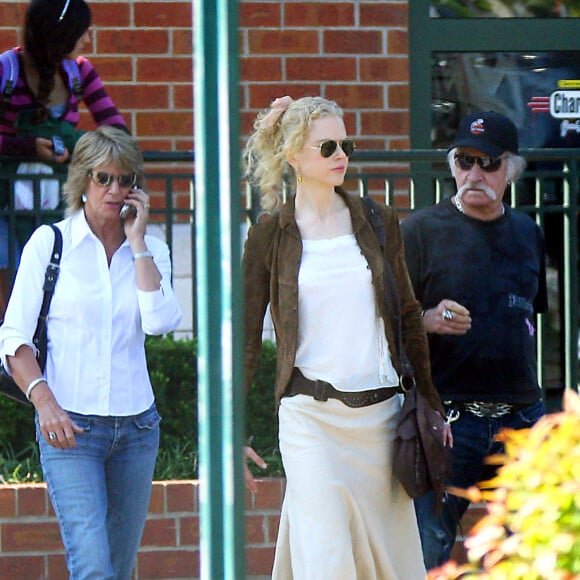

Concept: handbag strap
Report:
left=361, top=196, right=415, bottom=384
left=32, top=224, right=62, bottom=372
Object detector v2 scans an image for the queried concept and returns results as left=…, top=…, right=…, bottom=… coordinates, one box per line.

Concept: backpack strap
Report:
left=0, top=49, right=19, bottom=104
left=61, top=59, right=82, bottom=97
left=0, top=51, right=81, bottom=106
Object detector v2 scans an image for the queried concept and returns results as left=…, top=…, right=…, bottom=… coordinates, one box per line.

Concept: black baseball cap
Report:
left=449, top=111, right=519, bottom=156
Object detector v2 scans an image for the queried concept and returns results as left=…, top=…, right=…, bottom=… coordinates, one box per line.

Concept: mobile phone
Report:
left=51, top=135, right=65, bottom=156
left=120, top=203, right=137, bottom=219
left=120, top=185, right=139, bottom=219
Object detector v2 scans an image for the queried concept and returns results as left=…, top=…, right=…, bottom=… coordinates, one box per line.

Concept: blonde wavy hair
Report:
left=64, top=126, right=144, bottom=216
left=243, top=96, right=344, bottom=211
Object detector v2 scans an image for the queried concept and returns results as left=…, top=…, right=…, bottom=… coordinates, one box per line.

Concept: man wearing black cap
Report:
left=401, top=111, right=548, bottom=570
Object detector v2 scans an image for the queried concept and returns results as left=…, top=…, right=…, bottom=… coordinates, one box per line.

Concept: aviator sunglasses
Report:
left=311, top=139, right=356, bottom=158
left=454, top=153, right=504, bottom=173
left=89, top=171, right=136, bottom=188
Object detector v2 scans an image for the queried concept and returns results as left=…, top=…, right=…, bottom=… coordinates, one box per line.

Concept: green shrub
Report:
left=0, top=395, right=36, bottom=454
left=0, top=442, right=42, bottom=484
left=145, top=334, right=197, bottom=450
left=0, top=335, right=280, bottom=481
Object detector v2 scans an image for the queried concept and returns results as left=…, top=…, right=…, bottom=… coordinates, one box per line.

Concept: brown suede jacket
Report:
left=243, top=188, right=444, bottom=415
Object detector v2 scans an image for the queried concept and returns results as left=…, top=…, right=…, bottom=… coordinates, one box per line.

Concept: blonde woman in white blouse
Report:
left=0, top=126, right=181, bottom=580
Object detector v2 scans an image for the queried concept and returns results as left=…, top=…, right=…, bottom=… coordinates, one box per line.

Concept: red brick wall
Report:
left=0, top=1, right=411, bottom=153
left=239, top=1, right=410, bottom=149
left=0, top=479, right=284, bottom=579
left=0, top=479, right=484, bottom=579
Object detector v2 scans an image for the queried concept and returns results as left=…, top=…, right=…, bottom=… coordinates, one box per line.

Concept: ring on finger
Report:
left=48, top=431, right=57, bottom=441
left=442, top=309, right=454, bottom=321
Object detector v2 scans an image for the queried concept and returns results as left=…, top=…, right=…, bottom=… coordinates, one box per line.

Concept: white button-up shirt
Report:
left=0, top=211, right=182, bottom=416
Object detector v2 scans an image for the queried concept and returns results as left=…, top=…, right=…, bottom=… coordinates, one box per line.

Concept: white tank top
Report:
left=295, top=234, right=399, bottom=391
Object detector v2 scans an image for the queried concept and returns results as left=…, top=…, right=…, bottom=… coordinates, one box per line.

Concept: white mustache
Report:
left=456, top=181, right=498, bottom=201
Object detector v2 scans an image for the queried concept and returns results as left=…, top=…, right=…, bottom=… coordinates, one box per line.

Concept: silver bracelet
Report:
left=132, top=251, right=153, bottom=261
left=25, top=377, right=47, bottom=401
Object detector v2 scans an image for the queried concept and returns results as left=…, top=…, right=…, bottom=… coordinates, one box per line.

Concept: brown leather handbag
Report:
left=393, top=383, right=447, bottom=502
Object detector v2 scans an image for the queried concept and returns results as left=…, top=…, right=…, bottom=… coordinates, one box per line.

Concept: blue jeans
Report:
left=414, top=399, right=545, bottom=570
left=36, top=404, right=160, bottom=580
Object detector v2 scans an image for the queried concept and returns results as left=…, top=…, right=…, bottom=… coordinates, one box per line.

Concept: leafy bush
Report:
left=145, top=334, right=197, bottom=451
left=0, top=335, right=280, bottom=481
left=0, top=395, right=36, bottom=454
left=0, top=442, right=42, bottom=484
left=429, top=389, right=580, bottom=580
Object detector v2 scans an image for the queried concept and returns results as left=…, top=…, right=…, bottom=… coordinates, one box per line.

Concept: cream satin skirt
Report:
left=272, top=393, right=426, bottom=580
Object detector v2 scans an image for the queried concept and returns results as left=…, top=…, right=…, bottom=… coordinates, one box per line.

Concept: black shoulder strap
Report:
left=33, top=225, right=62, bottom=371
left=361, top=196, right=414, bottom=382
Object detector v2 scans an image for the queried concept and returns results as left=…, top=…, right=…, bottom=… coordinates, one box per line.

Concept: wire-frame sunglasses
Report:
left=311, top=139, right=356, bottom=158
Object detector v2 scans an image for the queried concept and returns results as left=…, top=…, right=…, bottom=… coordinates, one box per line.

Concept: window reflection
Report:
left=430, top=0, right=580, bottom=18
left=432, top=51, right=580, bottom=149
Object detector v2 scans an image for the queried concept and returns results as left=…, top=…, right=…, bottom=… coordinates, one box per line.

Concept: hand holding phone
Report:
left=51, top=135, right=66, bottom=157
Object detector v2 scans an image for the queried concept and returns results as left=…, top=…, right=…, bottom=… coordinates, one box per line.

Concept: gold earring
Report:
left=297, top=174, right=303, bottom=184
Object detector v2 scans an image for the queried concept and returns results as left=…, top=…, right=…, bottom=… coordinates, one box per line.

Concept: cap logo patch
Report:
left=470, top=119, right=485, bottom=135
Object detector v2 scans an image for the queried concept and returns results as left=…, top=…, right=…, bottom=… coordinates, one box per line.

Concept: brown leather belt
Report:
left=284, top=368, right=402, bottom=408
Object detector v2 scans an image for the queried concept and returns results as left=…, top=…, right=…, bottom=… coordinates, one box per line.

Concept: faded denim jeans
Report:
left=37, top=404, right=160, bottom=580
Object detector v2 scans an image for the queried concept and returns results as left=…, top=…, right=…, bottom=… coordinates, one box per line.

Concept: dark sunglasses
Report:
left=89, top=171, right=136, bottom=188
left=454, top=153, right=504, bottom=173
left=311, top=139, right=356, bottom=158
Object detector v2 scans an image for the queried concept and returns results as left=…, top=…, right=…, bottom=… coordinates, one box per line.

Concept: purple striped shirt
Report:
left=0, top=48, right=127, bottom=158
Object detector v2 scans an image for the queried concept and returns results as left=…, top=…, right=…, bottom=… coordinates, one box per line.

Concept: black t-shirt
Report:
left=401, top=198, right=547, bottom=405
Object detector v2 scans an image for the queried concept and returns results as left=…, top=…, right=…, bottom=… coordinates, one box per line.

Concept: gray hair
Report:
left=64, top=126, right=144, bottom=215
left=243, top=96, right=344, bottom=211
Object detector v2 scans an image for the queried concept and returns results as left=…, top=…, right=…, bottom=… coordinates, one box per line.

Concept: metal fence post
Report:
left=193, top=0, right=245, bottom=578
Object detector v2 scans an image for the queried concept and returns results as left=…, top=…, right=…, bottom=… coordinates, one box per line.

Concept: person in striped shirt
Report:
left=0, top=0, right=127, bottom=160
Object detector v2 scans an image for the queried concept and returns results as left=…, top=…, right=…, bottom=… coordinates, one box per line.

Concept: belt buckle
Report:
left=313, top=380, right=329, bottom=402
left=465, top=401, right=513, bottom=418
